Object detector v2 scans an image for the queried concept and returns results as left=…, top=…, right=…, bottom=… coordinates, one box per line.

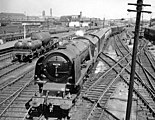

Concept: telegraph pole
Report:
left=126, top=0, right=151, bottom=120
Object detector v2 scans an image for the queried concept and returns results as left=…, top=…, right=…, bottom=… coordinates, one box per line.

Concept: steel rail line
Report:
left=85, top=34, right=155, bottom=119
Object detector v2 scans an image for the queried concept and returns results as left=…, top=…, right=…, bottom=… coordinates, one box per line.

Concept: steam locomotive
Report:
left=25, top=25, right=124, bottom=119
left=12, top=32, right=59, bottom=62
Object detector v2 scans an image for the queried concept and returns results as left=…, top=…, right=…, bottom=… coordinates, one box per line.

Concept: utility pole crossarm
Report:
left=127, top=9, right=152, bottom=14
left=128, top=3, right=151, bottom=7
left=141, top=10, right=152, bottom=14
left=126, top=0, right=151, bottom=120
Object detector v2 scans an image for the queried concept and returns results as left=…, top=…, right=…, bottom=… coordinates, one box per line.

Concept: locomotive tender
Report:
left=25, top=25, right=124, bottom=119
left=12, top=31, right=59, bottom=62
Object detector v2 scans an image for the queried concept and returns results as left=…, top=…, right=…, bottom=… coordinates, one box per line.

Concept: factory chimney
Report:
left=80, top=11, right=82, bottom=18
left=42, top=10, right=45, bottom=17
left=50, top=8, right=52, bottom=17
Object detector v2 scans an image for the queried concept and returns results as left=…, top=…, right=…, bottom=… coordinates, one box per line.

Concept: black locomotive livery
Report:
left=25, top=25, right=125, bottom=119
left=12, top=31, right=59, bottom=62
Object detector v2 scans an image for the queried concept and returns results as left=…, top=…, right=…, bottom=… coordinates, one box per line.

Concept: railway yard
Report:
left=0, top=25, right=155, bottom=120
left=1, top=1, right=155, bottom=118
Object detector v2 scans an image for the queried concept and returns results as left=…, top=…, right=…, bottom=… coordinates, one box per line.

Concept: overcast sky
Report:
left=0, top=0, right=155, bottom=19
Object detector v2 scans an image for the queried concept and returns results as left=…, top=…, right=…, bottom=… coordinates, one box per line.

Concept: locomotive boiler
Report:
left=25, top=26, right=124, bottom=119
left=12, top=31, right=59, bottom=62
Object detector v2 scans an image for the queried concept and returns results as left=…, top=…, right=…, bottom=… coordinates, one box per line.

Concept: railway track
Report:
left=0, top=29, right=93, bottom=120
left=70, top=32, right=132, bottom=120
left=113, top=34, right=155, bottom=119
left=0, top=62, right=27, bottom=79
left=0, top=61, right=44, bottom=119
left=113, top=35, right=155, bottom=119
left=0, top=70, right=38, bottom=120
left=0, top=53, right=12, bottom=62
left=81, top=34, right=133, bottom=120
left=0, top=61, right=16, bottom=71
left=138, top=49, right=155, bottom=91
left=112, top=35, right=155, bottom=119
left=70, top=32, right=155, bottom=120
left=0, top=57, right=40, bottom=120
left=0, top=53, right=19, bottom=75
left=1, top=29, right=155, bottom=120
